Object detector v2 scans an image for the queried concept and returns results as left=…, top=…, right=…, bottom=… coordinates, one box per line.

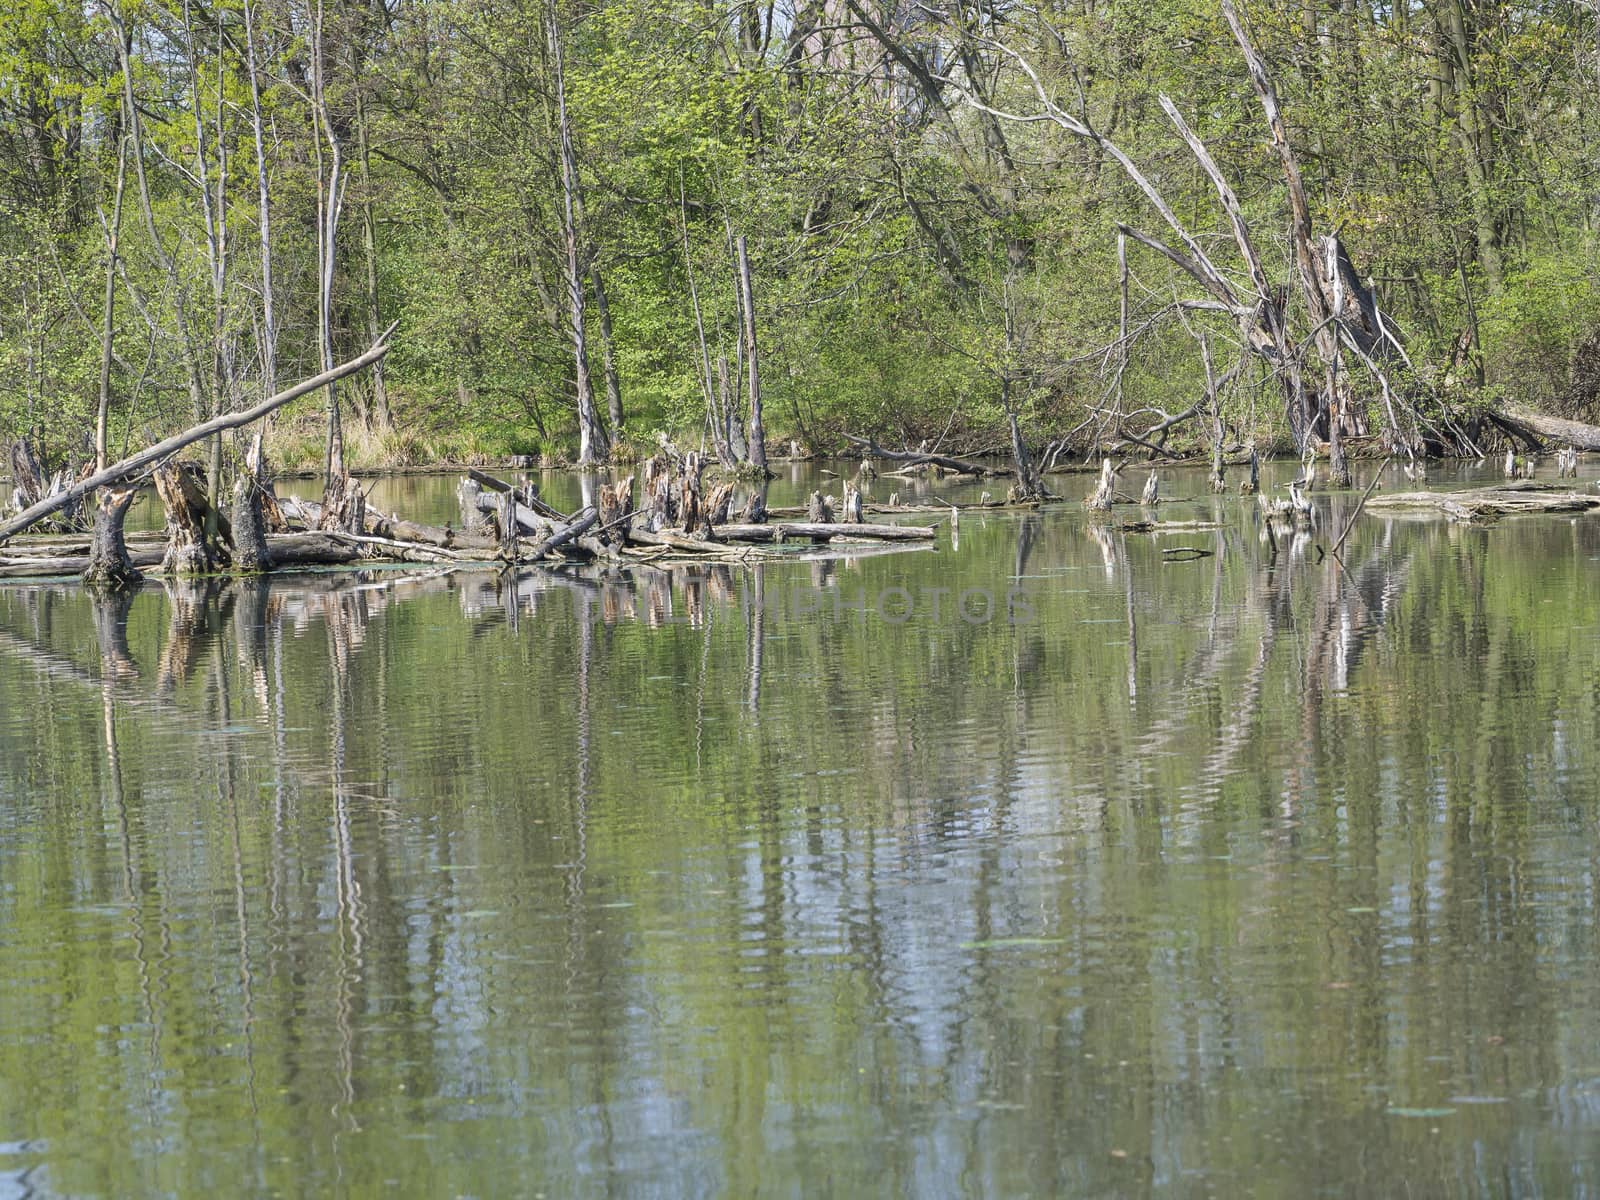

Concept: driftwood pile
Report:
left=0, top=440, right=940, bottom=583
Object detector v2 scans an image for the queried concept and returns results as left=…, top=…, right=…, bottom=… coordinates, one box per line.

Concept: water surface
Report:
left=3, top=460, right=1599, bottom=1197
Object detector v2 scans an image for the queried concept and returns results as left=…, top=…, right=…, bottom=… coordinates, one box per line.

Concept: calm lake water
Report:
left=4, top=459, right=1600, bottom=1197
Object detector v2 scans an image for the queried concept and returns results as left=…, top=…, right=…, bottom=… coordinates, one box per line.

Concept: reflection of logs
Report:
left=90, top=586, right=140, bottom=682
left=158, top=578, right=220, bottom=691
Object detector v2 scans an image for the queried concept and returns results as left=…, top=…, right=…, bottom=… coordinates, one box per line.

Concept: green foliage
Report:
left=0, top=0, right=1595, bottom=461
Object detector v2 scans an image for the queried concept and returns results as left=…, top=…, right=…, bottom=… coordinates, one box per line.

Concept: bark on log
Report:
left=232, top=471, right=273, bottom=573
left=0, top=332, right=395, bottom=543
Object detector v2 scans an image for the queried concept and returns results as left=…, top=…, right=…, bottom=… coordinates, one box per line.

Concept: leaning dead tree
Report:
left=0, top=331, right=396, bottom=547
left=943, top=0, right=1460, bottom=478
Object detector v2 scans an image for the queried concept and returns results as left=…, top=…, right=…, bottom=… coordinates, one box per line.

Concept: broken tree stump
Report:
left=1087, top=459, right=1117, bottom=511
left=806, top=490, right=835, bottom=523
left=599, top=474, right=636, bottom=542
left=841, top=480, right=864, bottom=523
left=155, top=464, right=230, bottom=575
left=82, top=487, right=143, bottom=588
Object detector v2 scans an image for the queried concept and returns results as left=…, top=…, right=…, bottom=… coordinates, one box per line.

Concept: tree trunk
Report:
left=155, top=465, right=229, bottom=576
left=82, top=487, right=142, bottom=588
left=590, top=262, right=624, bottom=435
left=550, top=0, right=608, bottom=464
left=736, top=235, right=768, bottom=474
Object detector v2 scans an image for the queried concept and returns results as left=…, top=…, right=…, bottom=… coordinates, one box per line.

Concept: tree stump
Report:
left=1238, top=447, right=1260, bottom=495
left=1087, top=458, right=1117, bottom=511
left=155, top=464, right=228, bottom=575
left=806, top=490, right=835, bottom=523
left=739, top=487, right=768, bottom=524
left=82, top=487, right=143, bottom=588
left=458, top=477, right=486, bottom=531
left=231, top=473, right=273, bottom=574
left=1141, top=472, right=1159, bottom=506
left=703, top=480, right=735, bottom=531
left=598, top=474, right=635, bottom=543
left=841, top=480, right=864, bottom=523
left=678, top=451, right=704, bottom=532
left=641, top=454, right=675, bottom=530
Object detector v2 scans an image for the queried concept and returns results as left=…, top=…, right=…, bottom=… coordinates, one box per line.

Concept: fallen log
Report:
left=466, top=468, right=568, bottom=522
left=524, top=507, right=598, bottom=561
left=0, top=330, right=396, bottom=544
left=280, top=495, right=498, bottom=552
left=1504, top=408, right=1600, bottom=453
left=1365, top=483, right=1600, bottom=520
left=0, top=532, right=360, bottom=579
left=714, top=521, right=937, bottom=543
left=842, top=434, right=1003, bottom=477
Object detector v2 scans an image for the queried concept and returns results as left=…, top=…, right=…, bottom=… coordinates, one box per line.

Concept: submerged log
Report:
left=82, top=487, right=144, bottom=588
left=713, top=521, right=935, bottom=543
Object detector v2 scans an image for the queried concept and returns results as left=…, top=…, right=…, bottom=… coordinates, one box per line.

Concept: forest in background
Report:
left=2, top=0, right=1597, bottom=476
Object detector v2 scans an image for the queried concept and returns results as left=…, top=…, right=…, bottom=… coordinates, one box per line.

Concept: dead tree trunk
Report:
left=678, top=451, right=705, bottom=532
left=598, top=474, right=635, bottom=543
left=550, top=0, right=609, bottom=465
left=841, top=480, right=864, bottom=523
left=736, top=235, right=769, bottom=475
left=82, top=487, right=143, bottom=588
left=0, top=336, right=393, bottom=544
left=1087, top=459, right=1117, bottom=511
left=156, top=465, right=229, bottom=576
left=232, top=451, right=273, bottom=574
left=641, top=454, right=676, bottom=530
